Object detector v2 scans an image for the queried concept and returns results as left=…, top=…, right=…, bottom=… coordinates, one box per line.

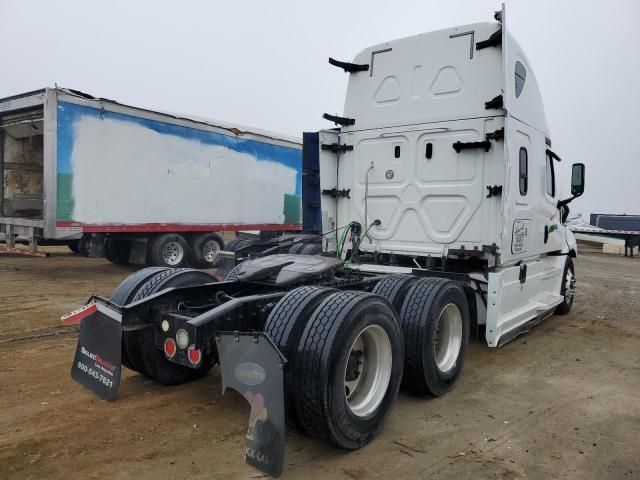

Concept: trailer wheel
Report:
left=372, top=274, right=419, bottom=314
left=292, top=291, right=403, bottom=449
left=264, top=286, right=336, bottom=425
left=105, top=238, right=131, bottom=265
left=111, top=267, right=170, bottom=371
left=188, top=232, right=224, bottom=268
left=555, top=258, right=575, bottom=315
left=123, top=268, right=217, bottom=385
left=149, top=233, right=189, bottom=267
left=400, top=278, right=470, bottom=396
left=300, top=243, right=322, bottom=255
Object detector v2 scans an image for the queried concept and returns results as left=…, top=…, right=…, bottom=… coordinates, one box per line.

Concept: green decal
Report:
left=56, top=173, right=74, bottom=221
left=283, top=194, right=301, bottom=224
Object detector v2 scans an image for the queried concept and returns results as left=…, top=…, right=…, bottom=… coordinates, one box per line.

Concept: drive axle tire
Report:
left=292, top=291, right=403, bottom=449
left=555, top=258, right=575, bottom=315
left=149, top=233, right=189, bottom=267
left=300, top=243, right=322, bottom=255
left=111, top=267, right=170, bottom=371
left=188, top=232, right=224, bottom=268
left=123, top=268, right=217, bottom=385
left=288, top=243, right=306, bottom=255
left=373, top=274, right=419, bottom=314
left=264, top=286, right=336, bottom=425
left=105, top=238, right=131, bottom=265
left=400, top=278, right=470, bottom=397
left=224, top=237, right=243, bottom=252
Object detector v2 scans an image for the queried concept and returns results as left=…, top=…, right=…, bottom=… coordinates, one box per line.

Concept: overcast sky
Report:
left=1, top=0, right=638, bottom=218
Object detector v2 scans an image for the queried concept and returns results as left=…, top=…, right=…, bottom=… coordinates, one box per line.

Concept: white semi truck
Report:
left=0, top=88, right=303, bottom=267
left=64, top=6, right=585, bottom=477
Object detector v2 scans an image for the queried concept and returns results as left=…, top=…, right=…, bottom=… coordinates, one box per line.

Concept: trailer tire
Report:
left=555, top=258, right=575, bottom=315
left=111, top=267, right=170, bottom=371
left=372, top=274, right=419, bottom=314
left=300, top=243, right=322, bottom=255
left=124, top=268, right=217, bottom=385
left=400, top=278, right=470, bottom=396
left=264, top=286, right=336, bottom=425
left=292, top=291, right=403, bottom=449
left=105, top=238, right=131, bottom=265
left=188, top=232, right=224, bottom=268
left=149, top=234, right=189, bottom=267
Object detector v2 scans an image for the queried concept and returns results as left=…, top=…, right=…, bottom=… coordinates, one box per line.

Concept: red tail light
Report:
left=188, top=348, right=202, bottom=366
left=164, top=338, right=177, bottom=358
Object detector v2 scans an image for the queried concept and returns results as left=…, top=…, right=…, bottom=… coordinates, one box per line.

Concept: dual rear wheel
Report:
left=262, top=275, right=469, bottom=449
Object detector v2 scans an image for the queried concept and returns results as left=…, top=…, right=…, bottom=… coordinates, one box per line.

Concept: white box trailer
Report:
left=0, top=88, right=302, bottom=266
left=63, top=6, right=586, bottom=477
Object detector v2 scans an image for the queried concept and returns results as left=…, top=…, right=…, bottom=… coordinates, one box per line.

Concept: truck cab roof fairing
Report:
left=341, top=20, right=549, bottom=137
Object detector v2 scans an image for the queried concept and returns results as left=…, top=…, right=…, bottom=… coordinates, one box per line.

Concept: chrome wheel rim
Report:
left=434, top=303, right=463, bottom=373
left=202, top=240, right=220, bottom=263
left=162, top=241, right=184, bottom=265
left=565, top=268, right=575, bottom=304
left=344, top=325, right=392, bottom=417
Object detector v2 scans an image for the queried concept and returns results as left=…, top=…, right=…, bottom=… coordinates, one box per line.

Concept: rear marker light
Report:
left=188, top=348, right=202, bottom=366
left=164, top=338, right=177, bottom=358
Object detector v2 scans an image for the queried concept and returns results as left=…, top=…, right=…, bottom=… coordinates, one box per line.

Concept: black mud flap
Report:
left=216, top=332, right=286, bottom=477
left=69, top=302, right=123, bottom=401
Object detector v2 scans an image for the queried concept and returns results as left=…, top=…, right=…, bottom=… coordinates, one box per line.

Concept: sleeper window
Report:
left=519, top=147, right=528, bottom=195
left=515, top=61, right=526, bottom=98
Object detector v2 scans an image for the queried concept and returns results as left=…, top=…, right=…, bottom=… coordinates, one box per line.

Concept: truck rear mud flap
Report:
left=65, top=300, right=123, bottom=401
left=216, top=332, right=286, bottom=477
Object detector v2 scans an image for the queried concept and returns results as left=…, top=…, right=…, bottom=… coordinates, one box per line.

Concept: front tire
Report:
left=555, top=257, right=575, bottom=315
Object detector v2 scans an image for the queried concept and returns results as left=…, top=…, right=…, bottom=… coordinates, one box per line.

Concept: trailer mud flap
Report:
left=216, top=332, right=286, bottom=477
left=68, top=302, right=123, bottom=401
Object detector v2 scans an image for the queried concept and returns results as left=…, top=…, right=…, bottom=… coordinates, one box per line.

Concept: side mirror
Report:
left=571, top=163, right=585, bottom=197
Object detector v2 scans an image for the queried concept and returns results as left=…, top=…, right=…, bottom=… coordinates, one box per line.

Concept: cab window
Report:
left=546, top=152, right=556, bottom=197
left=515, top=61, right=526, bottom=98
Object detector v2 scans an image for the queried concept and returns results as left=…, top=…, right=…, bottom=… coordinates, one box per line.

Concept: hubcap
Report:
left=344, top=325, right=392, bottom=417
left=162, top=241, right=184, bottom=266
left=202, top=240, right=220, bottom=263
left=565, top=269, right=576, bottom=304
left=434, top=303, right=463, bottom=374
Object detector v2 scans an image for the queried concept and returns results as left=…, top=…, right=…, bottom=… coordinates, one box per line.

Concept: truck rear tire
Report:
left=372, top=274, right=419, bottom=314
left=188, top=232, right=224, bottom=268
left=264, top=286, right=336, bottom=425
left=291, top=291, right=403, bottom=449
left=123, top=268, right=217, bottom=385
left=400, top=278, right=470, bottom=396
left=288, top=243, right=306, bottom=254
left=105, top=238, right=131, bottom=265
left=149, top=233, right=189, bottom=267
left=300, top=243, right=322, bottom=255
left=555, top=257, right=575, bottom=315
left=111, top=267, right=170, bottom=371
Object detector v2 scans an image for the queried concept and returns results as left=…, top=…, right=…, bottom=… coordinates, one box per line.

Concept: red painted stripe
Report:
left=55, top=222, right=302, bottom=233
left=61, top=303, right=98, bottom=325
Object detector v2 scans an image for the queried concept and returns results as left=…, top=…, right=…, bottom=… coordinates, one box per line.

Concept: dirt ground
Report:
left=0, top=247, right=638, bottom=480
